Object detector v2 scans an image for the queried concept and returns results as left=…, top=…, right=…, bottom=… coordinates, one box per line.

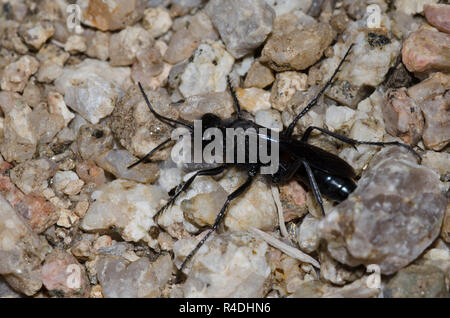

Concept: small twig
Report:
left=248, top=227, right=320, bottom=269
left=271, top=185, right=290, bottom=240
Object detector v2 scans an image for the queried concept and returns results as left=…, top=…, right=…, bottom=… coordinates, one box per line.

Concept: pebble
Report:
left=324, top=105, right=356, bottom=133
left=19, top=20, right=54, bottom=50
left=30, top=102, right=65, bottom=144
left=47, top=92, right=75, bottom=126
left=96, top=254, right=172, bottom=298
left=142, top=7, right=173, bottom=38
left=236, top=87, right=272, bottom=115
left=179, top=91, right=235, bottom=121
left=205, top=0, right=275, bottom=59
left=64, top=35, right=87, bottom=54
left=338, top=91, right=386, bottom=174
left=244, top=61, right=275, bottom=89
left=319, top=250, right=364, bottom=286
left=0, top=276, right=23, bottom=298
left=255, top=109, right=283, bottom=132
left=292, top=277, right=379, bottom=298
left=0, top=97, right=37, bottom=163
left=1, top=164, right=58, bottom=233
left=224, top=176, right=278, bottom=232
left=261, top=19, right=334, bottom=71
left=132, top=41, right=172, bottom=90
left=297, top=215, right=320, bottom=253
left=54, top=59, right=131, bottom=124
left=1, top=20, right=29, bottom=54
left=163, top=11, right=219, bottom=65
left=76, top=124, right=114, bottom=161
left=163, top=26, right=200, bottom=65
left=109, top=85, right=176, bottom=161
left=41, top=249, right=90, bottom=297
left=384, top=264, right=447, bottom=298
left=180, top=178, right=228, bottom=228
left=109, top=26, right=152, bottom=67
left=319, top=147, right=447, bottom=275
left=76, top=161, right=106, bottom=187
left=0, top=194, right=50, bottom=296
left=78, top=0, right=145, bottom=32
left=266, top=0, right=312, bottom=17
left=278, top=180, right=308, bottom=221
left=0, top=55, right=39, bottom=92
left=80, top=179, right=168, bottom=248
left=9, top=158, right=57, bottom=195
left=402, top=28, right=450, bottom=74
left=22, top=79, right=41, bottom=108
left=325, top=34, right=400, bottom=106
left=382, top=88, right=424, bottom=145
left=170, top=0, right=205, bottom=16
left=442, top=210, right=450, bottom=244
left=424, top=4, right=450, bottom=34
left=85, top=31, right=110, bottom=61
left=270, top=71, right=308, bottom=111
left=177, top=232, right=271, bottom=297
left=179, top=41, right=235, bottom=98
left=35, top=44, right=70, bottom=83
left=394, top=0, right=438, bottom=15
left=407, top=72, right=450, bottom=150
left=269, top=251, right=315, bottom=296
left=95, top=149, right=160, bottom=184
left=422, top=151, right=450, bottom=178
left=52, top=171, right=85, bottom=196
left=390, top=10, right=425, bottom=40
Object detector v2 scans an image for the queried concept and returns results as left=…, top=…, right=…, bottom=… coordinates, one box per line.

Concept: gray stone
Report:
left=76, top=124, right=114, bottom=161
left=80, top=179, right=167, bottom=248
left=78, top=0, right=145, bottom=32
left=206, top=0, right=275, bottom=59
left=384, top=264, right=448, bottom=298
left=0, top=194, right=50, bottom=296
left=176, top=232, right=271, bottom=297
left=41, top=249, right=90, bottom=297
left=95, top=149, right=160, bottom=184
left=54, top=59, right=131, bottom=124
left=319, top=147, right=447, bottom=275
left=179, top=91, right=235, bottom=121
left=261, top=17, right=334, bottom=71
left=96, top=254, right=172, bottom=298
left=179, top=41, right=235, bottom=98
left=109, top=85, right=176, bottom=161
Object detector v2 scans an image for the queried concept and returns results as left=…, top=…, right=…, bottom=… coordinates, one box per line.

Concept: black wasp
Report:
left=128, top=44, right=418, bottom=279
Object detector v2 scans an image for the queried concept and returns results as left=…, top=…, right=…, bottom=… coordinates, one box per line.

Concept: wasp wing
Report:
left=282, top=140, right=356, bottom=179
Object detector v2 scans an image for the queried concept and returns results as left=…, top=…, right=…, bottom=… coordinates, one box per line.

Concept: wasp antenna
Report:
left=138, top=82, right=194, bottom=130
left=227, top=76, right=242, bottom=118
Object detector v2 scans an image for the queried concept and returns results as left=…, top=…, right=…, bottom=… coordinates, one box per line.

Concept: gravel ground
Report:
left=0, top=0, right=449, bottom=298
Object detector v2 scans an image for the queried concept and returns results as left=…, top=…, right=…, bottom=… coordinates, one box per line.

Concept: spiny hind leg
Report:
left=301, top=160, right=325, bottom=217
left=176, top=174, right=254, bottom=282
left=156, top=165, right=227, bottom=219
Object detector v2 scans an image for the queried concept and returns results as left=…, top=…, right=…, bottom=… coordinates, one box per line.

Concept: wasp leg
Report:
left=301, top=126, right=421, bottom=161
left=176, top=174, right=254, bottom=283
left=284, top=44, right=354, bottom=138
left=127, top=138, right=172, bottom=169
left=301, top=160, right=325, bottom=217
left=155, top=165, right=227, bottom=219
